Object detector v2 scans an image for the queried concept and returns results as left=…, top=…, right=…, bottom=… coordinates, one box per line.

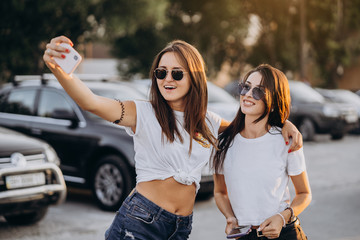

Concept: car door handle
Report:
left=31, top=128, right=42, bottom=135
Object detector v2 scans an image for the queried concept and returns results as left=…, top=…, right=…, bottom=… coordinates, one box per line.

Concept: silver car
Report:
left=0, top=126, right=66, bottom=224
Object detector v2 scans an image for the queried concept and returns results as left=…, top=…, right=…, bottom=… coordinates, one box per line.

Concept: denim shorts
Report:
left=237, top=217, right=307, bottom=240
left=105, top=189, right=193, bottom=240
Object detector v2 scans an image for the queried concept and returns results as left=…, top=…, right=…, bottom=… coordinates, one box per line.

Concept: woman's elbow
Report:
left=307, top=192, right=312, bottom=205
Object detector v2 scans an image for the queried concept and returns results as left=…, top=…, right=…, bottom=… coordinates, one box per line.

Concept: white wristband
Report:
left=276, top=213, right=286, bottom=227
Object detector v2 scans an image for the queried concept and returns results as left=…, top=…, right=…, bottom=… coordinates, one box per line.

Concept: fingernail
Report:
left=288, top=149, right=292, bottom=153
left=61, top=54, right=66, bottom=59
left=65, top=48, right=70, bottom=53
left=286, top=141, right=289, bottom=145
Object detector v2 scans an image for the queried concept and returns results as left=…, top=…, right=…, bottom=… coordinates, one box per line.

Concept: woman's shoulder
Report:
left=206, top=110, right=222, bottom=122
left=133, top=100, right=153, bottom=111
left=206, top=110, right=222, bottom=133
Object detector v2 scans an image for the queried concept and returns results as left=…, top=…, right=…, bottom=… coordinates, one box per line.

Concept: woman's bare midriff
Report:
left=136, top=177, right=196, bottom=216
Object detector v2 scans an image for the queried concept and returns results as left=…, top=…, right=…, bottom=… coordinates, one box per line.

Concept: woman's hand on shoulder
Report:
left=282, top=120, right=303, bottom=153
left=258, top=214, right=284, bottom=239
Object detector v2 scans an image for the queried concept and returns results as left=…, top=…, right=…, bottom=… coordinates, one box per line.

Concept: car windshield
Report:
left=289, top=81, right=325, bottom=103
left=334, top=90, right=360, bottom=106
left=207, top=82, right=237, bottom=104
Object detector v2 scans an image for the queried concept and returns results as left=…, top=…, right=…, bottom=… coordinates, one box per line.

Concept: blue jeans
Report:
left=105, top=190, right=193, bottom=240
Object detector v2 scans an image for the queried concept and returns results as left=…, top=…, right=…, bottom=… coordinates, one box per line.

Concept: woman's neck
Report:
left=241, top=115, right=270, bottom=139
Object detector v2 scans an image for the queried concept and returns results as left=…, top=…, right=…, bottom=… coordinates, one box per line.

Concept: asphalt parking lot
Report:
left=1, top=134, right=360, bottom=240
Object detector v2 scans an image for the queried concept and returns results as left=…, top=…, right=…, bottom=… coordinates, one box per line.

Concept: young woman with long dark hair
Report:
left=213, top=64, right=311, bottom=240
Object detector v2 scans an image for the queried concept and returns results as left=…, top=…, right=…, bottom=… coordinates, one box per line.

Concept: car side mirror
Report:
left=51, top=109, right=79, bottom=128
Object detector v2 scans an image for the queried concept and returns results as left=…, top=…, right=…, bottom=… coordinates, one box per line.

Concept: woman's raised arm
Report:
left=43, top=36, right=137, bottom=130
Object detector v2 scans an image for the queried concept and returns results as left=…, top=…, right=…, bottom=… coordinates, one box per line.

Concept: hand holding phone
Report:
left=54, top=43, right=82, bottom=75
left=226, top=225, right=252, bottom=239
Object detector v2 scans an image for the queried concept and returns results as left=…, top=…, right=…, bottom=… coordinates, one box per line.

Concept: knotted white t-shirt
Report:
left=125, top=100, right=222, bottom=192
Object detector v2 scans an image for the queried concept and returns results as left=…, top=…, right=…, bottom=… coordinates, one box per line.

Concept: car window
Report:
left=92, top=86, right=146, bottom=101
left=0, top=88, right=37, bottom=115
left=207, top=82, right=237, bottom=104
left=289, top=81, right=325, bottom=103
left=38, top=90, right=75, bottom=118
left=336, top=91, right=360, bottom=105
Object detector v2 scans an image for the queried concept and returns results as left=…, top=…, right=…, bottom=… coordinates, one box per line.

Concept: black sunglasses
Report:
left=154, top=68, right=187, bottom=81
left=238, top=82, right=265, bottom=100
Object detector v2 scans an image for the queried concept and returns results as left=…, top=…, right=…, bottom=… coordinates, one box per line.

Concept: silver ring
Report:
left=46, top=49, right=51, bottom=55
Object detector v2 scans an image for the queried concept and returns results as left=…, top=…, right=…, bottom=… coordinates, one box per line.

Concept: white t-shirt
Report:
left=221, top=127, right=306, bottom=226
left=125, top=100, right=222, bottom=192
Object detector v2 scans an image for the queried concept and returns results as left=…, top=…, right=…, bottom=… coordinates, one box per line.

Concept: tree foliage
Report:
left=306, top=0, right=360, bottom=87
left=244, top=0, right=301, bottom=72
left=162, top=0, right=249, bottom=78
left=1, top=0, right=360, bottom=87
left=0, top=0, right=96, bottom=84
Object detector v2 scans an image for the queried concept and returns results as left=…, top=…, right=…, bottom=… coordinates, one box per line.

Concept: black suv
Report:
left=288, top=80, right=358, bottom=141
left=0, top=126, right=66, bottom=224
left=0, top=74, right=214, bottom=211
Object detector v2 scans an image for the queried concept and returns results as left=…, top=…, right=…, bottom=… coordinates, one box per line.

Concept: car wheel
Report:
left=331, top=132, right=344, bottom=140
left=4, top=207, right=48, bottom=225
left=299, top=118, right=315, bottom=141
left=92, top=155, right=134, bottom=211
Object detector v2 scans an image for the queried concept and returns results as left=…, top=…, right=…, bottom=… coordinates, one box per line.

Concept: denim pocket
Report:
left=127, top=204, right=155, bottom=224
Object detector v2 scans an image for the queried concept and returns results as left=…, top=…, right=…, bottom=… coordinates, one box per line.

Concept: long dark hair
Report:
left=212, top=64, right=291, bottom=172
left=149, top=40, right=217, bottom=153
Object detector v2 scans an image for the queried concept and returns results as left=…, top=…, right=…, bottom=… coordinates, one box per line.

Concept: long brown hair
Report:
left=212, top=64, right=291, bottom=172
left=149, top=40, right=217, bottom=153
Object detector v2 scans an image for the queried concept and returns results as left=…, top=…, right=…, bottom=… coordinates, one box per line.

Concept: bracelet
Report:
left=112, top=99, right=125, bottom=124
left=285, top=206, right=294, bottom=223
left=276, top=213, right=286, bottom=228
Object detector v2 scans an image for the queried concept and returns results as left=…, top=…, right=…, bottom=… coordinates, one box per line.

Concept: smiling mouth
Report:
left=164, top=85, right=176, bottom=90
left=243, top=100, right=255, bottom=106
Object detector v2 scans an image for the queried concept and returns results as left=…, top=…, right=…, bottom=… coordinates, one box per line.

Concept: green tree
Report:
left=244, top=0, right=360, bottom=87
left=163, top=0, right=249, bottom=78
left=307, top=0, right=360, bottom=87
left=93, top=0, right=169, bottom=79
left=0, top=0, right=96, bottom=84
left=244, top=0, right=300, bottom=72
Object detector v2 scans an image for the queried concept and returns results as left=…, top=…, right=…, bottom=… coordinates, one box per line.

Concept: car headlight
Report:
left=44, top=144, right=60, bottom=166
left=322, top=105, right=340, bottom=117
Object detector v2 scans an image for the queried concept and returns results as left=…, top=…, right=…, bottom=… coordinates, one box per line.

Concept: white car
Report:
left=0, top=127, right=66, bottom=224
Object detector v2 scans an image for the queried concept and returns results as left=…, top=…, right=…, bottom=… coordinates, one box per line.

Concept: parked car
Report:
left=356, top=90, right=360, bottom=97
left=0, top=74, right=215, bottom=211
left=224, top=80, right=241, bottom=100
left=315, top=88, right=360, bottom=133
left=0, top=126, right=66, bottom=224
left=288, top=80, right=358, bottom=141
left=207, top=81, right=239, bottom=121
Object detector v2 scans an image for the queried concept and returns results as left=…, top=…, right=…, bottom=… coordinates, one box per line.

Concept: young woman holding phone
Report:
left=213, top=64, right=311, bottom=240
left=44, top=37, right=302, bottom=239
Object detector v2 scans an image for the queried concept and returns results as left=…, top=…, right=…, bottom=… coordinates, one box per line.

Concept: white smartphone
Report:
left=226, top=225, right=252, bottom=239
left=54, top=43, right=82, bottom=75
